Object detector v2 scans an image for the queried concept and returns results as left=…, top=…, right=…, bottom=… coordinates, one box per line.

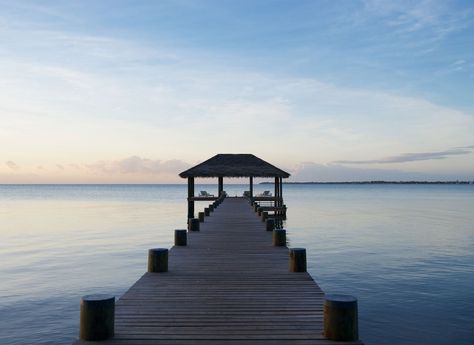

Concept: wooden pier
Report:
left=74, top=197, right=362, bottom=344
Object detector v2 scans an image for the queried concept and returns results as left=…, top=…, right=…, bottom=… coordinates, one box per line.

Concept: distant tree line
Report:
left=260, top=181, right=474, bottom=185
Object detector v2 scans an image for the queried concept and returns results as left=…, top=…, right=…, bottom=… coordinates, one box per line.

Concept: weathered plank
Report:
left=73, top=197, right=363, bottom=345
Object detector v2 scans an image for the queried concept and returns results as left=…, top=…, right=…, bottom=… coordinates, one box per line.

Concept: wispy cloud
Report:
left=362, top=0, right=471, bottom=34
left=453, top=59, right=466, bottom=65
left=5, top=161, right=20, bottom=170
left=289, top=161, right=473, bottom=182
left=291, top=162, right=427, bottom=182
left=334, top=146, right=474, bottom=165
left=356, top=0, right=474, bottom=58
left=85, top=156, right=191, bottom=175
left=0, top=156, right=192, bottom=183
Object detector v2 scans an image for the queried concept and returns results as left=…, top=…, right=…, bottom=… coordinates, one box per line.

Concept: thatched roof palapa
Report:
left=179, top=154, right=290, bottom=178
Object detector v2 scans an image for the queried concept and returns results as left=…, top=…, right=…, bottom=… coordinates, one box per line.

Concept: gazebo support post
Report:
left=218, top=177, right=223, bottom=196
left=279, top=177, right=283, bottom=207
left=274, top=177, right=279, bottom=207
left=187, top=177, right=194, bottom=220
left=249, top=177, right=253, bottom=198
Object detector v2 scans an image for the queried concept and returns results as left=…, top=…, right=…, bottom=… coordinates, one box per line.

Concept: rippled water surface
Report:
left=1, top=184, right=473, bottom=344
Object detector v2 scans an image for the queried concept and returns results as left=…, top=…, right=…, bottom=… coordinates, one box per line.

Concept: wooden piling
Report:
left=188, top=218, right=200, bottom=231
left=324, top=294, right=359, bottom=341
left=289, top=248, right=307, bottom=272
left=174, top=229, right=187, bottom=246
left=261, top=211, right=268, bottom=222
left=148, top=248, right=168, bottom=273
left=273, top=229, right=286, bottom=246
left=80, top=294, right=115, bottom=341
left=198, top=212, right=205, bottom=222
left=265, top=218, right=275, bottom=231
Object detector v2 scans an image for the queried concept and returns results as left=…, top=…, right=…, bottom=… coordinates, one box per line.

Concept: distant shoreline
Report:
left=0, top=181, right=472, bottom=186
left=261, top=181, right=474, bottom=185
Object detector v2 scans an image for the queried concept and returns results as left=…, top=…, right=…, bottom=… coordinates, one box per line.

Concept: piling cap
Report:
left=149, top=248, right=168, bottom=254
left=290, top=247, right=306, bottom=252
left=324, top=294, right=358, bottom=307
left=81, top=294, right=115, bottom=303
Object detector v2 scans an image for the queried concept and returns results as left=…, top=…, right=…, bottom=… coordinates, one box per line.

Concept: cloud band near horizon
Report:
left=334, top=146, right=474, bottom=165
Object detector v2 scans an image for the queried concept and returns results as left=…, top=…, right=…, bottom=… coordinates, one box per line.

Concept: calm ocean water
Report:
left=0, top=184, right=473, bottom=344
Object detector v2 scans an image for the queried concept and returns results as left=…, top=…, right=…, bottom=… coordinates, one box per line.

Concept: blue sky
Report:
left=0, top=0, right=473, bottom=182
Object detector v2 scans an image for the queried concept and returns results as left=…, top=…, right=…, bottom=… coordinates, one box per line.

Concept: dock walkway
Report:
left=75, top=197, right=362, bottom=344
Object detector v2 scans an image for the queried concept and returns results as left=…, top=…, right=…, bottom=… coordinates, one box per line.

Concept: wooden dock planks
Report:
left=74, top=197, right=363, bottom=345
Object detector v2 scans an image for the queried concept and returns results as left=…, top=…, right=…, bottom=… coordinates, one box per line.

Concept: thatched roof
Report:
left=179, top=154, right=290, bottom=178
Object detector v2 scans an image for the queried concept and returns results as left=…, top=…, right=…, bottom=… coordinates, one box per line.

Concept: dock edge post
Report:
left=198, top=212, right=205, bottom=222
left=80, top=294, right=115, bottom=341
left=174, top=229, right=187, bottom=246
left=188, top=218, right=200, bottom=231
left=323, top=294, right=359, bottom=341
left=273, top=229, right=286, bottom=246
left=148, top=248, right=169, bottom=272
left=265, top=218, right=275, bottom=231
left=289, top=248, right=307, bottom=272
